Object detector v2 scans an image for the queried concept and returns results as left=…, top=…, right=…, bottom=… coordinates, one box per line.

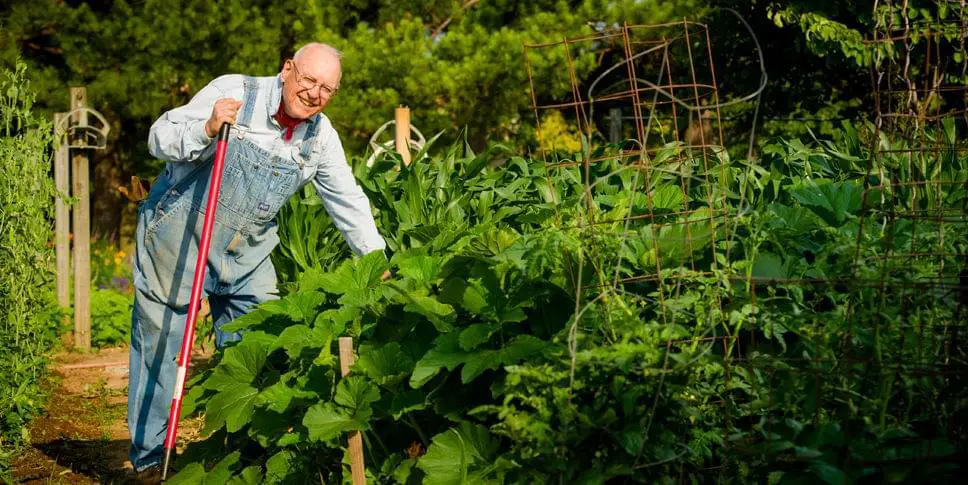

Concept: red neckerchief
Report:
left=272, top=99, right=304, bottom=142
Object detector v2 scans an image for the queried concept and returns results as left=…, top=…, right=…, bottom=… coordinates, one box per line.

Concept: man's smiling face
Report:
left=280, top=47, right=340, bottom=119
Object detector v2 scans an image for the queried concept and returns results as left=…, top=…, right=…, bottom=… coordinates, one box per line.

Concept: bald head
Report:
left=294, top=43, right=341, bottom=72
left=280, top=43, right=343, bottom=119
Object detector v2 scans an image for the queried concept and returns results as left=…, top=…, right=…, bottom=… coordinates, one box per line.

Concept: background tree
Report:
left=6, top=0, right=951, bottom=242
left=0, top=0, right=702, bottom=241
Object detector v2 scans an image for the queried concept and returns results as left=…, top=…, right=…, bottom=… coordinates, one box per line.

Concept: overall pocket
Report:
left=251, top=161, right=301, bottom=225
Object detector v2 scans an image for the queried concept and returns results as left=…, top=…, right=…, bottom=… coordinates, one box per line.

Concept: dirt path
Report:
left=11, top=347, right=210, bottom=484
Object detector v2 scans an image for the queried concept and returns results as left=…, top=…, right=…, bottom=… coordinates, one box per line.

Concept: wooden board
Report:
left=71, top=88, right=91, bottom=351
left=339, top=337, right=367, bottom=485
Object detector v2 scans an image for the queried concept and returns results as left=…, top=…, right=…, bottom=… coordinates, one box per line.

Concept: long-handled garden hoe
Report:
left=160, top=122, right=231, bottom=481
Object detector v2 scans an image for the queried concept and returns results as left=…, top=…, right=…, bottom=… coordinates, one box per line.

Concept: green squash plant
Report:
left=171, top=124, right=967, bottom=483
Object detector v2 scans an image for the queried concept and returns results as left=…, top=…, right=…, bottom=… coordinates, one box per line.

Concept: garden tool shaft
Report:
left=160, top=122, right=231, bottom=481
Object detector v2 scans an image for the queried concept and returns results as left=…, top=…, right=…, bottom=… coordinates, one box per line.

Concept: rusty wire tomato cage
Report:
left=524, top=4, right=968, bottom=479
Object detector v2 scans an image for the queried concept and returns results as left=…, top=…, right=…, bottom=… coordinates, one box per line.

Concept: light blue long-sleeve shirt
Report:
left=147, top=74, right=386, bottom=256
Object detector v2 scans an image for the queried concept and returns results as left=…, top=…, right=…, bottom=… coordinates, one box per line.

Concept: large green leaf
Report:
left=334, top=376, right=381, bottom=421
left=167, top=452, right=248, bottom=485
left=265, top=450, right=295, bottom=484
left=265, top=450, right=309, bottom=485
left=285, top=291, right=327, bottom=322
left=269, top=324, right=312, bottom=359
left=255, top=292, right=322, bottom=324
left=205, top=451, right=242, bottom=485
left=303, top=403, right=356, bottom=443
left=751, top=252, right=791, bottom=280
left=390, top=390, right=428, bottom=418
left=354, top=342, right=415, bottom=387
left=246, top=408, right=291, bottom=448
left=314, top=250, right=389, bottom=295
left=256, top=380, right=314, bottom=414
left=227, top=466, right=263, bottom=485
left=653, top=208, right=717, bottom=263
left=167, top=463, right=206, bottom=485
left=203, top=340, right=266, bottom=390
left=394, top=252, right=444, bottom=283
left=404, top=294, right=456, bottom=329
left=412, top=331, right=547, bottom=387
left=651, top=184, right=686, bottom=210
left=460, top=335, right=547, bottom=383
left=315, top=306, right=360, bottom=335
left=502, top=335, right=547, bottom=361
left=204, top=384, right=259, bottom=434
left=220, top=308, right=271, bottom=332
left=790, top=181, right=862, bottom=226
left=458, top=323, right=499, bottom=351
left=769, top=203, right=820, bottom=234
left=439, top=277, right=488, bottom=314
left=295, top=266, right=331, bottom=293
left=410, top=333, right=470, bottom=388
left=459, top=351, right=502, bottom=383
left=417, top=422, right=502, bottom=485
left=389, top=285, right=456, bottom=332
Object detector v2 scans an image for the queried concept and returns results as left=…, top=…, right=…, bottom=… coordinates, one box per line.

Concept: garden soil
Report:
left=10, top=347, right=211, bottom=484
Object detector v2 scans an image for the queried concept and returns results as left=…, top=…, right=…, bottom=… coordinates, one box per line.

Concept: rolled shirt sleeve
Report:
left=148, top=75, right=240, bottom=162
left=311, top=127, right=387, bottom=256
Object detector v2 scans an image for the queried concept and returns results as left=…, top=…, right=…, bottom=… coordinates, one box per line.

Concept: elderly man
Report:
left=127, top=43, right=385, bottom=474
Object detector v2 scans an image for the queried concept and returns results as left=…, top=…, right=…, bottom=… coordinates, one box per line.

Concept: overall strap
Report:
left=299, top=115, right=322, bottom=159
left=237, top=76, right=259, bottom=128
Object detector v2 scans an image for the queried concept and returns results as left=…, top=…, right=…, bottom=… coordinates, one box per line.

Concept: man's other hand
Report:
left=380, top=270, right=392, bottom=281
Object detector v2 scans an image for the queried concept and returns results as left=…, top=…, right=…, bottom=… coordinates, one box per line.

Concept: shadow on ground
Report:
left=20, top=439, right=131, bottom=484
left=11, top=347, right=212, bottom=484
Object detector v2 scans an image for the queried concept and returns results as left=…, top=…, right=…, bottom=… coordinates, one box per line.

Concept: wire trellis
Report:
left=524, top=3, right=967, bottom=480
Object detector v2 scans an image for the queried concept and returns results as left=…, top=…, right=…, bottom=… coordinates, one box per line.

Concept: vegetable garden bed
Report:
left=169, top=124, right=967, bottom=483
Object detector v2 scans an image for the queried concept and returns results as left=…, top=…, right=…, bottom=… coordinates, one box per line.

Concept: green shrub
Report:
left=0, top=61, right=58, bottom=474
left=91, top=288, right=132, bottom=348
left=167, top=131, right=967, bottom=483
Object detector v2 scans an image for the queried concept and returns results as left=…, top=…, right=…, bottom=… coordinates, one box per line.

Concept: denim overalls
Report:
left=127, top=77, right=318, bottom=470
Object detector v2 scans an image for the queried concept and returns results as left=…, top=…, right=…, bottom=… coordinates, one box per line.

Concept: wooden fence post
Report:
left=339, top=337, right=366, bottom=485
left=608, top=107, right=623, bottom=143
left=395, top=106, right=412, bottom=166
left=53, top=113, right=71, bottom=335
left=71, top=87, right=91, bottom=351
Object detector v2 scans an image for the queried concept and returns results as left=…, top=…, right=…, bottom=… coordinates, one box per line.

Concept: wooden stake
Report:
left=608, top=108, right=623, bottom=144
left=71, top=87, right=91, bottom=351
left=339, top=337, right=366, bottom=485
left=53, top=113, right=71, bottom=335
left=394, top=106, right=412, bottom=166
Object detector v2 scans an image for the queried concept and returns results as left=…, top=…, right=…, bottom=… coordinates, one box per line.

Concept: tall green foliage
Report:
left=1, top=0, right=704, bottom=242
left=169, top=126, right=967, bottom=483
left=0, top=61, right=58, bottom=474
left=0, top=0, right=701, bottom=160
left=711, top=0, right=968, bottom=142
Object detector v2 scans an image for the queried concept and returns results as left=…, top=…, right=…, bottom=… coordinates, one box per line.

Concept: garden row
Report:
left=0, top=63, right=60, bottom=474
left=170, top=121, right=967, bottom=483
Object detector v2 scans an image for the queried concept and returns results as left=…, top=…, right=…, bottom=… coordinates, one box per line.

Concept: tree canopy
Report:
left=3, top=0, right=960, bottom=237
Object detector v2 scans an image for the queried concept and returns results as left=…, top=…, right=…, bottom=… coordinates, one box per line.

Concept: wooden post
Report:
left=53, top=113, right=71, bottom=333
left=608, top=108, right=623, bottom=144
left=339, top=337, right=366, bottom=485
left=71, top=87, right=91, bottom=351
left=394, top=106, right=412, bottom=166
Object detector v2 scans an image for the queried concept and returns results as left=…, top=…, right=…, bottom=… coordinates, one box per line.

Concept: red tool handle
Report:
left=160, top=122, right=231, bottom=480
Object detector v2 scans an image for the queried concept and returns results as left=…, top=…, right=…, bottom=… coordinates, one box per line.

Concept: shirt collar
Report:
left=268, top=74, right=320, bottom=127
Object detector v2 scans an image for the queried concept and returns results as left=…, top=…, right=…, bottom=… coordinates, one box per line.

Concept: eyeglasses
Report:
left=288, top=60, right=338, bottom=99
